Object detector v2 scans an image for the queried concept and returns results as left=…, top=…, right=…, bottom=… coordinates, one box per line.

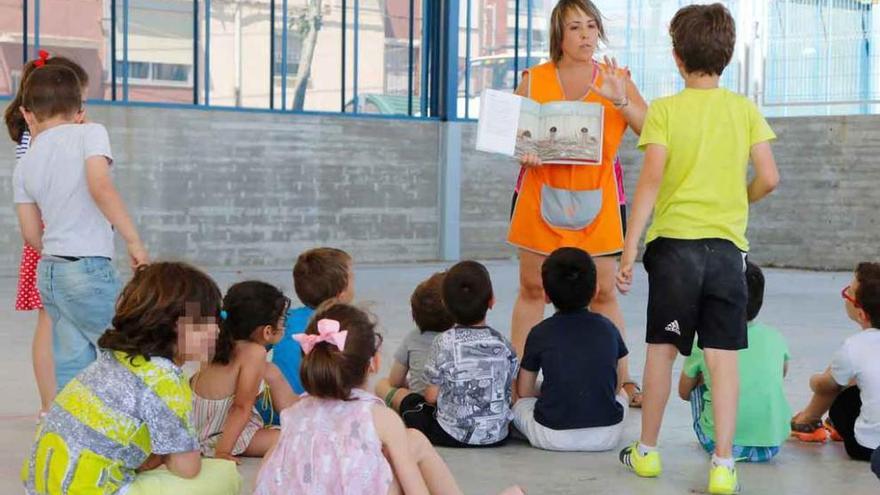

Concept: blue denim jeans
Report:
left=37, top=256, right=121, bottom=390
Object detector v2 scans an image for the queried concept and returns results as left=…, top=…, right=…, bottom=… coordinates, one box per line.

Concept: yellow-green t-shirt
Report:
left=637, top=88, right=776, bottom=251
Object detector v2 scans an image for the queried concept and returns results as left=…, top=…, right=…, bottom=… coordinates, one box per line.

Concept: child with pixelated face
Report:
left=22, top=262, right=241, bottom=495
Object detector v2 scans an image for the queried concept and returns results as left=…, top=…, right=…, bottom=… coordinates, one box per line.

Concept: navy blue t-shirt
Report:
left=521, top=308, right=628, bottom=430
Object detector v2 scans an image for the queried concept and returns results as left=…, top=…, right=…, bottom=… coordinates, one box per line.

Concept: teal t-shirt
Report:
left=683, top=321, right=792, bottom=446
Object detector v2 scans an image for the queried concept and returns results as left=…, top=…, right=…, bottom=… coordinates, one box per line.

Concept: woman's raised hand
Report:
left=590, top=56, right=630, bottom=106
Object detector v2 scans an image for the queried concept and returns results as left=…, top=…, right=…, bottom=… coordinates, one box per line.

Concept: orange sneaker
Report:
left=791, top=416, right=828, bottom=443
left=824, top=418, right=843, bottom=442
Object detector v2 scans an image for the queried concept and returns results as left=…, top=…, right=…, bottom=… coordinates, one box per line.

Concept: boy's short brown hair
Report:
left=411, top=272, right=455, bottom=333
left=20, top=65, right=83, bottom=122
left=669, top=3, right=736, bottom=76
left=5, top=55, right=89, bottom=143
left=293, top=247, right=352, bottom=308
left=856, top=262, right=880, bottom=328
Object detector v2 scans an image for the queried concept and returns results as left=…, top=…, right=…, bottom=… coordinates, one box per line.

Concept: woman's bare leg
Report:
left=511, top=249, right=548, bottom=357
left=592, top=256, right=640, bottom=406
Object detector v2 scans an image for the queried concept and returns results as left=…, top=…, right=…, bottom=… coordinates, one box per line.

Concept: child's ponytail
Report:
left=4, top=60, right=38, bottom=143
left=298, top=303, right=381, bottom=400
left=300, top=344, right=350, bottom=400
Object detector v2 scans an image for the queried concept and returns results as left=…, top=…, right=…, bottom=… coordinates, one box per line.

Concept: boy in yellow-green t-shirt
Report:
left=615, top=4, right=780, bottom=495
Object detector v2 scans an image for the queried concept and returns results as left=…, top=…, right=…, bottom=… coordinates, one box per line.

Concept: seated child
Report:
left=253, top=303, right=523, bottom=495
left=678, top=261, right=791, bottom=462
left=375, top=271, right=455, bottom=411
left=272, top=249, right=353, bottom=388
left=791, top=262, right=880, bottom=461
left=191, top=281, right=297, bottom=460
left=259, top=247, right=353, bottom=423
left=21, top=262, right=240, bottom=495
left=402, top=260, right=519, bottom=447
left=513, top=247, right=630, bottom=452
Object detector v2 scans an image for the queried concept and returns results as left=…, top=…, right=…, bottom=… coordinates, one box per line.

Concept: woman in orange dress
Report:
left=509, top=0, right=647, bottom=406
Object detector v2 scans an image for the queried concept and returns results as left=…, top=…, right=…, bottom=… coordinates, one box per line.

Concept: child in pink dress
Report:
left=254, top=303, right=524, bottom=495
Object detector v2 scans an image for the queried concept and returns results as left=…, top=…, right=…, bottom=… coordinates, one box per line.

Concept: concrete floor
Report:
left=2, top=260, right=878, bottom=494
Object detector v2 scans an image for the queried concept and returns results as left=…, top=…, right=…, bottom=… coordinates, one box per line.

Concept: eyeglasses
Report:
left=841, top=285, right=861, bottom=308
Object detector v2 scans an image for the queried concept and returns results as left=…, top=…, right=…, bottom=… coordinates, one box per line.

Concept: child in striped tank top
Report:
left=191, top=281, right=298, bottom=461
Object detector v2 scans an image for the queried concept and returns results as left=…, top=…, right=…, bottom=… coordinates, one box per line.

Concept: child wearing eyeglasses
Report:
left=790, top=262, right=880, bottom=462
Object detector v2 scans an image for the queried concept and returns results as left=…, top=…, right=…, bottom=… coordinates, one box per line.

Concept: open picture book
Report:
left=475, top=89, right=604, bottom=165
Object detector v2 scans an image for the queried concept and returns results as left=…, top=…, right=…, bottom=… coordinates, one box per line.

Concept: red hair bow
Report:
left=34, top=50, right=50, bottom=68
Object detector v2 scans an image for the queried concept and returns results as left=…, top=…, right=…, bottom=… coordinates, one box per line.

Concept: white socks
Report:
left=712, top=454, right=735, bottom=470
left=637, top=442, right=657, bottom=457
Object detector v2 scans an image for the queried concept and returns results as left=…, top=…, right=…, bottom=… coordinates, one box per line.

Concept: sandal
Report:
left=790, top=414, right=828, bottom=443
left=824, top=418, right=843, bottom=442
left=622, top=381, right=643, bottom=408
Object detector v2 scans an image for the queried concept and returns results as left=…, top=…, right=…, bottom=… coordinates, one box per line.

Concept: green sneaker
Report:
left=708, top=464, right=740, bottom=494
left=619, top=441, right=662, bottom=478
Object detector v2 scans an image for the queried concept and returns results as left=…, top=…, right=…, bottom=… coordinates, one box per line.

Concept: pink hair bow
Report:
left=293, top=318, right=348, bottom=354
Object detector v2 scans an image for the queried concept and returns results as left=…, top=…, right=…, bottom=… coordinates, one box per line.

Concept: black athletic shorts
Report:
left=399, top=393, right=506, bottom=448
left=643, top=237, right=748, bottom=355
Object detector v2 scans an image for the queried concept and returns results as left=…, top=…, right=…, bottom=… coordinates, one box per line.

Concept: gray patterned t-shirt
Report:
left=424, top=325, right=519, bottom=445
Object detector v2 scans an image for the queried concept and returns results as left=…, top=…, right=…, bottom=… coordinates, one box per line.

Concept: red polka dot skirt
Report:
left=16, top=244, right=43, bottom=311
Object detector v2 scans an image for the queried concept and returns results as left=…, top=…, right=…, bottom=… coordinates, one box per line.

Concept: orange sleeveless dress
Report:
left=508, top=61, right=628, bottom=256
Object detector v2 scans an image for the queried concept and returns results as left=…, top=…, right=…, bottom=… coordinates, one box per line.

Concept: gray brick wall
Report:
left=1, top=103, right=876, bottom=275
left=0, top=105, right=440, bottom=275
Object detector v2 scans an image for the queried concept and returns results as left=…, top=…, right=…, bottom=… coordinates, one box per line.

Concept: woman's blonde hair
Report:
left=549, top=0, right=607, bottom=63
